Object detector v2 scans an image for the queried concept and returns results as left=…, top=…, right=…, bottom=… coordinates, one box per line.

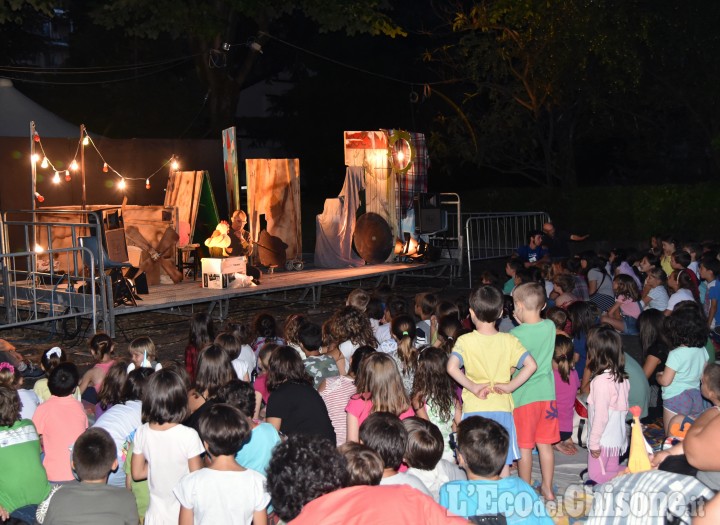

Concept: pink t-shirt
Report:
left=32, top=395, right=88, bottom=481
left=553, top=368, right=580, bottom=433
left=617, top=295, right=641, bottom=319
left=345, top=395, right=415, bottom=428
left=254, top=374, right=270, bottom=404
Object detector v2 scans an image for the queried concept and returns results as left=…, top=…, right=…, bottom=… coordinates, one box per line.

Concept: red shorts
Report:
left=514, top=400, right=560, bottom=449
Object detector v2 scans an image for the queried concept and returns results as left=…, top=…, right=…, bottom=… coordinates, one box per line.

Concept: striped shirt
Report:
left=319, top=375, right=356, bottom=446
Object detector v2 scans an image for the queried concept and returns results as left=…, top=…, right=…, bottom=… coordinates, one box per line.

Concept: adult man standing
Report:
left=515, top=231, right=550, bottom=268
left=542, top=222, right=589, bottom=259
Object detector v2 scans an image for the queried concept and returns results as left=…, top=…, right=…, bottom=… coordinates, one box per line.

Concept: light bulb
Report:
left=31, top=153, right=40, bottom=164
left=118, top=178, right=126, bottom=190
left=40, top=157, right=49, bottom=169
left=33, top=133, right=40, bottom=143
left=65, top=171, right=71, bottom=182
left=52, top=172, right=61, bottom=184
left=82, top=136, right=89, bottom=146
left=103, top=163, right=108, bottom=173
left=34, top=244, right=44, bottom=253
left=397, top=150, right=405, bottom=163
left=34, top=192, right=44, bottom=202
left=145, top=179, right=151, bottom=189
left=70, top=159, right=79, bottom=171
left=171, top=159, right=179, bottom=171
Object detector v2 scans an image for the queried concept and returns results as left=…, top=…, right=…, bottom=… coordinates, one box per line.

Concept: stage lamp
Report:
left=69, top=159, right=79, bottom=171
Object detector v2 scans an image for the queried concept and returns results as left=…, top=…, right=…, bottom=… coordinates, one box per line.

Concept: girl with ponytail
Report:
left=553, top=334, right=580, bottom=455
left=389, top=315, right=418, bottom=395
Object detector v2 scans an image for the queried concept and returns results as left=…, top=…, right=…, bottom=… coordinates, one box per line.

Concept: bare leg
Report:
left=600, top=315, right=625, bottom=332
left=537, top=443, right=556, bottom=501
left=663, top=408, right=677, bottom=436
left=500, top=464, right=510, bottom=478
left=517, top=448, right=533, bottom=485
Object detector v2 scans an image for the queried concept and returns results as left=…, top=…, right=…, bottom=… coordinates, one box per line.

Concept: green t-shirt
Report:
left=511, top=320, right=557, bottom=408
left=0, top=419, right=51, bottom=512
left=123, top=440, right=149, bottom=518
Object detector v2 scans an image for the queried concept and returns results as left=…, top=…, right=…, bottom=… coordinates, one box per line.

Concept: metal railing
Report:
left=464, top=211, right=550, bottom=288
left=0, top=209, right=114, bottom=336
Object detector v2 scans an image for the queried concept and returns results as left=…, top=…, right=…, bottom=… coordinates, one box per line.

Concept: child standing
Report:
left=586, top=325, right=630, bottom=484
left=510, top=282, right=559, bottom=500
left=32, top=362, right=89, bottom=483
left=552, top=335, right=581, bottom=455
left=78, top=333, right=116, bottom=404
left=40, top=428, right=138, bottom=523
left=447, top=285, right=537, bottom=476
left=174, top=404, right=270, bottom=525
left=131, top=369, right=205, bottom=524
left=411, top=347, right=462, bottom=461
left=700, top=255, right=720, bottom=329
left=601, top=274, right=642, bottom=335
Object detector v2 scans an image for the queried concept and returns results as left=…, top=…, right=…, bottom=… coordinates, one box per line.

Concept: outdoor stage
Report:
left=100, top=259, right=453, bottom=336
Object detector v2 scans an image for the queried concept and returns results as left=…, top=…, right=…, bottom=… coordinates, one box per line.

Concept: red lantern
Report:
left=34, top=192, right=44, bottom=202
left=33, top=133, right=40, bottom=142
left=103, top=163, right=109, bottom=173
left=65, top=171, right=71, bottom=182
left=145, top=179, right=151, bottom=189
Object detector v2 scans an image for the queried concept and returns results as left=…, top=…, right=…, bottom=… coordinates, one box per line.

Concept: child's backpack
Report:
left=572, top=394, right=589, bottom=448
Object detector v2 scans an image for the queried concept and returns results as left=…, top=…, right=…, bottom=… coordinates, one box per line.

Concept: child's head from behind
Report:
left=337, top=442, right=384, bottom=486
left=553, top=274, right=575, bottom=295
left=194, top=344, right=234, bottom=398
left=0, top=386, right=20, bottom=426
left=283, top=313, right=307, bottom=346
left=128, top=336, right=156, bottom=367
left=553, top=334, right=574, bottom=383
left=257, top=343, right=280, bottom=374
left=546, top=307, right=568, bottom=332
left=512, top=282, right=546, bottom=318
left=40, top=346, right=66, bottom=372
left=612, top=274, right=639, bottom=300
left=402, top=417, right=443, bottom=471
left=347, top=288, right=370, bottom=311
left=587, top=325, right=626, bottom=381
left=415, top=293, right=438, bottom=319
left=214, top=332, right=242, bottom=361
left=49, top=362, right=79, bottom=397
left=89, top=333, right=114, bottom=361
left=348, top=345, right=376, bottom=378
left=468, top=285, right=503, bottom=323
left=390, top=314, right=416, bottom=343
left=73, top=427, right=117, bottom=481
left=253, top=312, right=278, bottom=339
left=267, top=345, right=311, bottom=391
left=456, top=416, right=508, bottom=478
left=189, top=312, right=215, bottom=348
left=97, top=360, right=129, bottom=410
left=198, top=403, right=250, bottom=457
left=411, top=347, right=454, bottom=422
left=142, top=368, right=188, bottom=424
left=217, top=379, right=255, bottom=418
left=224, top=321, right=253, bottom=345
left=0, top=362, right=22, bottom=389
left=297, top=322, right=322, bottom=353
left=701, top=362, right=720, bottom=405
left=359, top=411, right=407, bottom=470
left=365, top=297, right=384, bottom=322
left=354, top=353, right=409, bottom=414
left=666, top=302, right=708, bottom=349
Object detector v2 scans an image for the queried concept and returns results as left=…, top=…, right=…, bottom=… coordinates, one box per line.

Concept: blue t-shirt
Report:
left=708, top=280, right=720, bottom=325
left=235, top=422, right=281, bottom=475
left=439, top=477, right=553, bottom=524
left=516, top=245, right=548, bottom=264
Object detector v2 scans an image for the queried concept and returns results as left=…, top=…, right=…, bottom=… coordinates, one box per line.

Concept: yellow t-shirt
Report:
left=452, top=331, right=528, bottom=414
left=33, top=379, right=81, bottom=403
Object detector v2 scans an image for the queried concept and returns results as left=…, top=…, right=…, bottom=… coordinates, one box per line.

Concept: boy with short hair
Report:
left=503, top=258, right=524, bottom=295
left=439, top=416, right=553, bottom=524
left=447, top=285, right=537, bottom=476
left=337, top=442, right=384, bottom=486
left=402, top=417, right=465, bottom=502
left=32, top=362, right=88, bottom=483
left=358, top=412, right=432, bottom=497
left=347, top=288, right=370, bottom=312
left=510, top=282, right=559, bottom=501
left=376, top=295, right=408, bottom=346
left=299, top=322, right=339, bottom=388
left=174, top=403, right=270, bottom=525
left=40, top=427, right=138, bottom=523
left=700, top=254, right=720, bottom=329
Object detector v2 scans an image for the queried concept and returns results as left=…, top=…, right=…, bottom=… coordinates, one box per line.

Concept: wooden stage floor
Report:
left=113, top=259, right=453, bottom=319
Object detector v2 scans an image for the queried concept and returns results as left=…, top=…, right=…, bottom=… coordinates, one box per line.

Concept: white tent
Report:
left=0, top=78, right=79, bottom=138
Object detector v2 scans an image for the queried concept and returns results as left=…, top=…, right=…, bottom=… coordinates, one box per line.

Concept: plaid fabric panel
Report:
left=394, top=131, right=429, bottom=225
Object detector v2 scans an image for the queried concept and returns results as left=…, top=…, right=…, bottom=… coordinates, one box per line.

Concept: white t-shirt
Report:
left=18, top=389, right=40, bottom=420
left=667, top=289, right=695, bottom=311
left=375, top=323, right=393, bottom=344
left=231, top=358, right=250, bottom=381
left=237, top=345, right=256, bottom=373
left=174, top=468, right=270, bottom=525
left=407, top=460, right=467, bottom=502
left=133, top=423, right=205, bottom=525
left=643, top=285, right=670, bottom=311
left=379, top=471, right=432, bottom=497
left=338, top=340, right=360, bottom=374
left=93, top=399, right=142, bottom=487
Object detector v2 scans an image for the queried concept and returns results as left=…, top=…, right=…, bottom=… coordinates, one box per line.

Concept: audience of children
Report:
left=5, top=233, right=720, bottom=525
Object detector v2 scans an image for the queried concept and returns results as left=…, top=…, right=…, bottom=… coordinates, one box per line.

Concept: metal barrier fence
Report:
left=464, top=211, right=550, bottom=288
left=0, top=209, right=113, bottom=336
left=426, top=193, right=463, bottom=277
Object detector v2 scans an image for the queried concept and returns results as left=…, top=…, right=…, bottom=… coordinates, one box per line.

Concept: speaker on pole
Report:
left=413, top=193, right=444, bottom=234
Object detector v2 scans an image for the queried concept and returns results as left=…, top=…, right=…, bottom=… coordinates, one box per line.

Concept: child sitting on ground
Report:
left=347, top=288, right=371, bottom=312
left=38, top=428, right=138, bottom=523
left=79, top=333, right=116, bottom=405
left=217, top=379, right=281, bottom=475
left=337, top=442, right=384, bottom=486
left=414, top=292, right=438, bottom=346
left=34, top=347, right=81, bottom=402
left=300, top=322, right=339, bottom=388
left=0, top=360, right=39, bottom=420
left=402, top=417, right=466, bottom=502
left=32, top=362, right=89, bottom=483
left=439, top=416, right=553, bottom=524
left=358, top=412, right=432, bottom=497
left=127, top=336, right=162, bottom=372
left=174, top=404, right=270, bottom=525
left=601, top=274, right=642, bottom=335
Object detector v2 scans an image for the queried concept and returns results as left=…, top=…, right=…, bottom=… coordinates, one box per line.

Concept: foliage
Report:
left=0, top=0, right=54, bottom=24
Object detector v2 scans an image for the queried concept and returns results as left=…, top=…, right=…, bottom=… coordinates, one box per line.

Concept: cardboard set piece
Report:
left=201, top=256, right=250, bottom=289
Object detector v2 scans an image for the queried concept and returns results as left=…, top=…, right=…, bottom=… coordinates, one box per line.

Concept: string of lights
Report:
left=31, top=125, right=179, bottom=201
